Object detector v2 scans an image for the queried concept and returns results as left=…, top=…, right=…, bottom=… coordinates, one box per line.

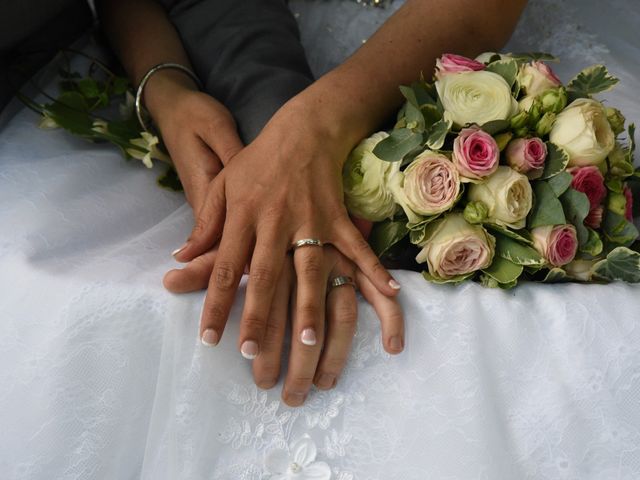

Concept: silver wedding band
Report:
left=329, top=275, right=356, bottom=290
left=291, top=238, right=324, bottom=250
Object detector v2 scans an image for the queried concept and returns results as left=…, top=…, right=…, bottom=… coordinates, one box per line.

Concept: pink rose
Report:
left=532, top=224, right=578, bottom=267
left=435, top=54, right=485, bottom=78
left=569, top=166, right=607, bottom=209
left=624, top=185, right=634, bottom=221
left=505, top=137, right=547, bottom=179
left=452, top=128, right=499, bottom=181
left=585, top=205, right=604, bottom=229
left=518, top=61, right=562, bottom=97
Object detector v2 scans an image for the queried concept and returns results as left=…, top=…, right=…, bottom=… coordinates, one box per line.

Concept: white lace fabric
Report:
left=2, top=0, right=640, bottom=478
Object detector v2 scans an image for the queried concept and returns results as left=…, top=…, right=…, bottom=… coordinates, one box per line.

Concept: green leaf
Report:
left=43, top=91, right=93, bottom=136
left=528, top=181, right=566, bottom=228
left=559, top=188, right=590, bottom=246
left=485, top=223, right=533, bottom=245
left=542, top=268, right=571, bottom=283
left=422, top=271, right=474, bottom=285
left=372, top=128, right=424, bottom=163
left=77, top=78, right=101, bottom=99
left=581, top=227, right=604, bottom=256
left=567, top=65, right=619, bottom=98
left=479, top=120, right=510, bottom=136
left=626, top=123, right=636, bottom=164
left=410, top=80, right=438, bottom=107
left=399, top=85, right=419, bottom=107
left=494, top=233, right=545, bottom=266
left=425, top=118, right=452, bottom=150
left=541, top=142, right=570, bottom=180
left=592, top=246, right=640, bottom=282
left=486, top=58, right=519, bottom=87
left=602, top=211, right=640, bottom=246
left=547, top=171, right=573, bottom=197
left=421, top=104, right=442, bottom=130
left=605, top=177, right=624, bottom=193
left=157, top=166, right=183, bottom=191
left=369, top=219, right=410, bottom=257
left=407, top=215, right=439, bottom=244
left=482, top=256, right=524, bottom=284
left=507, top=52, right=559, bottom=64
left=111, top=76, right=130, bottom=96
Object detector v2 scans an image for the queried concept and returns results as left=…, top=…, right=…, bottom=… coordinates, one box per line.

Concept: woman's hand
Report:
left=173, top=97, right=401, bottom=362
left=146, top=71, right=243, bottom=214
left=165, top=246, right=404, bottom=407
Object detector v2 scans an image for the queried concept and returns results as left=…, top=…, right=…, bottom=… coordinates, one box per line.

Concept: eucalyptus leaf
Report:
left=482, top=256, right=524, bottom=284
left=494, top=233, right=545, bottom=266
left=541, top=142, right=570, bottom=180
left=369, top=219, right=410, bottom=257
left=421, top=104, right=442, bottom=130
left=528, top=181, right=566, bottom=228
left=567, top=65, right=619, bottom=98
left=399, top=85, right=419, bottom=107
left=372, top=128, right=423, bottom=163
left=425, top=118, right=452, bottom=150
left=411, top=81, right=438, bottom=106
left=547, top=171, right=573, bottom=197
left=486, top=58, right=519, bottom=87
left=592, top=246, right=640, bottom=282
left=404, top=102, right=425, bottom=131
left=559, top=188, right=590, bottom=245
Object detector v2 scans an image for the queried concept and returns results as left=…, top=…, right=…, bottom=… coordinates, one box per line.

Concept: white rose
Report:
left=343, top=132, right=400, bottom=221
left=436, top=71, right=518, bottom=127
left=517, top=61, right=562, bottom=97
left=549, top=98, right=615, bottom=167
left=416, top=213, right=495, bottom=280
left=467, top=166, right=533, bottom=229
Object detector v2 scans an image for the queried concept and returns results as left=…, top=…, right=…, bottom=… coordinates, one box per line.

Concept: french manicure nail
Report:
left=301, top=328, right=317, bottom=346
left=390, top=335, right=404, bottom=352
left=317, top=373, right=336, bottom=389
left=201, top=329, right=219, bottom=346
left=389, top=279, right=401, bottom=290
left=171, top=243, right=188, bottom=257
left=240, top=340, right=259, bottom=359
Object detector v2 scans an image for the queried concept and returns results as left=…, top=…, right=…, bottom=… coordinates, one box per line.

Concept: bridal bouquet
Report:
left=344, top=52, right=640, bottom=286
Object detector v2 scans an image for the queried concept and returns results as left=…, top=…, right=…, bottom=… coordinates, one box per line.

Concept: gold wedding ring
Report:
left=291, top=238, right=324, bottom=250
left=329, top=275, right=356, bottom=290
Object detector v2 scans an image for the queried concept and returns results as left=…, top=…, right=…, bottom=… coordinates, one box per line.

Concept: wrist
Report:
left=143, top=69, right=200, bottom=127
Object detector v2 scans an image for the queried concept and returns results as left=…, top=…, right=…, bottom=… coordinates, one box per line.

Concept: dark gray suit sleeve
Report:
left=160, top=0, right=314, bottom=143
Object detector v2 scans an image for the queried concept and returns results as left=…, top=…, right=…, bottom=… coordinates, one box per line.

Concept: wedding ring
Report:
left=292, top=238, right=324, bottom=250
left=329, top=275, right=356, bottom=290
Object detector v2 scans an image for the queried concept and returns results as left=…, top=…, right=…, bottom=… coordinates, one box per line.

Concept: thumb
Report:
left=200, top=113, right=244, bottom=166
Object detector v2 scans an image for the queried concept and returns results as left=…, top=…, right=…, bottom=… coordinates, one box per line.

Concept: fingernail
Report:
left=171, top=243, right=188, bottom=257
left=300, top=328, right=317, bottom=346
left=390, top=335, right=404, bottom=352
left=240, top=340, right=259, bottom=359
left=201, top=329, right=219, bottom=346
left=285, top=392, right=307, bottom=406
left=389, top=279, right=401, bottom=290
left=316, top=373, right=336, bottom=389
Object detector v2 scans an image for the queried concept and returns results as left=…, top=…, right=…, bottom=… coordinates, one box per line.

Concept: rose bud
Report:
left=343, top=132, right=400, bottom=221
left=468, top=166, right=533, bottom=229
left=564, top=259, right=597, bottom=281
left=606, top=107, right=626, bottom=135
left=517, top=61, right=562, bottom=97
left=585, top=205, right=604, bottom=229
left=549, top=98, right=615, bottom=167
left=463, top=201, right=489, bottom=224
left=452, top=127, right=500, bottom=181
left=539, top=87, right=568, bottom=114
left=510, top=110, right=530, bottom=130
left=531, top=224, right=578, bottom=267
left=624, top=185, right=634, bottom=221
left=416, top=213, right=495, bottom=280
left=435, top=53, right=485, bottom=78
left=436, top=71, right=519, bottom=127
left=535, top=112, right=556, bottom=137
left=390, top=150, right=460, bottom=224
left=505, top=137, right=547, bottom=179
left=568, top=166, right=607, bottom=209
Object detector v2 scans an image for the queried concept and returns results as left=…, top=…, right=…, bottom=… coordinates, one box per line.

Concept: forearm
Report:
left=295, top=0, right=527, bottom=156
left=95, top=0, right=197, bottom=119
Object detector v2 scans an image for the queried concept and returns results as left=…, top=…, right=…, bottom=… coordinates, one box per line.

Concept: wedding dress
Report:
left=1, top=1, right=640, bottom=479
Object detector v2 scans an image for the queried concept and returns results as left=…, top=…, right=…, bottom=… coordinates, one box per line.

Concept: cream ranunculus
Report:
left=343, top=132, right=401, bottom=221
left=435, top=71, right=518, bottom=127
left=416, top=213, right=495, bottom=280
left=389, top=150, right=460, bottom=224
left=467, top=166, right=533, bottom=229
left=549, top=98, right=615, bottom=167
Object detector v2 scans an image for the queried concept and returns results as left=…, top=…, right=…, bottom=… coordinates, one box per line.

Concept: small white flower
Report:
left=265, top=435, right=331, bottom=480
left=126, top=131, right=171, bottom=169
left=92, top=119, right=109, bottom=135
left=38, top=112, right=59, bottom=130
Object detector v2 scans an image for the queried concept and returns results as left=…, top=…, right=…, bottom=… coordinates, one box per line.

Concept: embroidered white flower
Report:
left=126, top=131, right=170, bottom=169
left=265, top=435, right=331, bottom=479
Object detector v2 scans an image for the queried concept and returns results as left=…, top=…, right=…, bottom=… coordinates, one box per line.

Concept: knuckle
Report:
left=213, top=262, right=237, bottom=290
left=242, top=313, right=267, bottom=332
left=249, top=266, right=276, bottom=290
left=353, top=236, right=372, bottom=255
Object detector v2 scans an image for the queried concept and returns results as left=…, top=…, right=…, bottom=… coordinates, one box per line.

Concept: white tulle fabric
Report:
left=1, top=0, right=640, bottom=479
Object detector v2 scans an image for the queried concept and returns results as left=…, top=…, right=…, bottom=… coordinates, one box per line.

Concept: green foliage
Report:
left=486, top=58, right=519, bottom=87
left=542, top=268, right=571, bottom=283
left=425, top=119, right=452, bottom=150
left=602, top=211, right=640, bottom=247
left=592, top=247, right=640, bottom=282
left=567, top=65, right=619, bottom=98
left=369, top=219, right=410, bottom=257
left=373, top=128, right=424, bottom=163
left=559, top=188, right=590, bottom=246
left=494, top=233, right=545, bottom=266
left=507, top=52, right=559, bottom=64
left=547, top=171, right=573, bottom=197
left=528, top=181, right=566, bottom=228
left=482, top=256, right=524, bottom=284
left=541, top=143, right=570, bottom=180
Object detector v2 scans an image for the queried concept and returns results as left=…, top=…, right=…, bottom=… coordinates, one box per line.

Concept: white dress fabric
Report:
left=1, top=1, right=640, bottom=479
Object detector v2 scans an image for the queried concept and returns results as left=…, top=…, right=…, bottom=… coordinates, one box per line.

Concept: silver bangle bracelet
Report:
left=135, top=63, right=203, bottom=133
